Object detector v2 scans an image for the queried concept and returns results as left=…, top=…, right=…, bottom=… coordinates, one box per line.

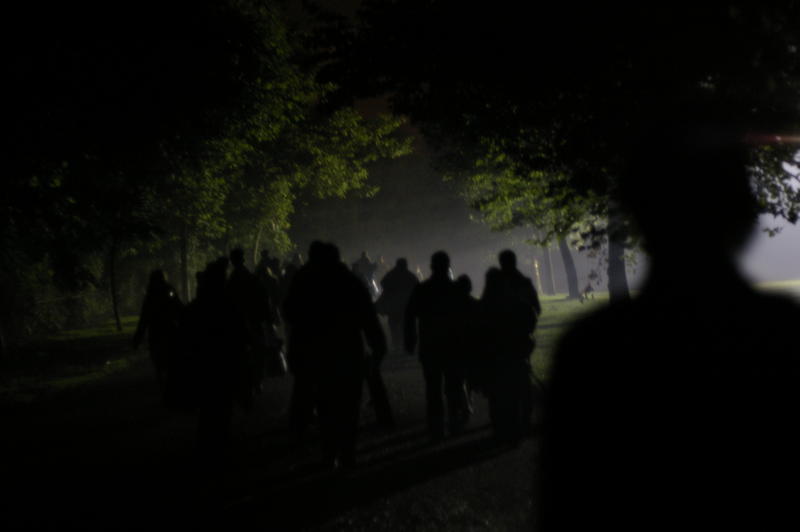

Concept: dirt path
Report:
left=1, top=352, right=537, bottom=531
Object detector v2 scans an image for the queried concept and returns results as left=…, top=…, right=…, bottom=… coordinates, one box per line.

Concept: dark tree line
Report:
left=312, top=1, right=800, bottom=300
left=1, top=1, right=410, bottom=354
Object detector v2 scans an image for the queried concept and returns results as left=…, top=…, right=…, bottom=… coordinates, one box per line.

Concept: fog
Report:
left=291, top=148, right=630, bottom=295
left=739, top=215, right=800, bottom=283
left=291, top=145, right=800, bottom=295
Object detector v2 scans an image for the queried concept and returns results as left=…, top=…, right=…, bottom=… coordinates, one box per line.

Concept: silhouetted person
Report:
left=378, top=258, right=420, bottom=351
left=277, top=252, right=304, bottom=312
left=180, top=257, right=247, bottom=474
left=352, top=251, right=379, bottom=300
left=538, top=117, right=800, bottom=531
left=481, top=251, right=541, bottom=443
left=255, top=249, right=281, bottom=323
left=133, top=270, right=183, bottom=396
left=376, top=254, right=390, bottom=280
left=453, top=274, right=480, bottom=422
left=227, top=247, right=274, bottom=406
left=283, top=241, right=386, bottom=469
left=405, top=251, right=467, bottom=440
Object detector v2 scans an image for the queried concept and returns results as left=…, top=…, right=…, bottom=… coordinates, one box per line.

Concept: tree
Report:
left=320, top=2, right=800, bottom=301
left=2, top=0, right=410, bottom=343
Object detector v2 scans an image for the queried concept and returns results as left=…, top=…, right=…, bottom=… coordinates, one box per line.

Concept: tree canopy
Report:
left=319, top=1, right=800, bottom=296
left=2, top=0, right=410, bottom=342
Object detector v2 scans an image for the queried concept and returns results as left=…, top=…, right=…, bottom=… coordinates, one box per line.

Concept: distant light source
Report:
left=744, top=133, right=800, bottom=145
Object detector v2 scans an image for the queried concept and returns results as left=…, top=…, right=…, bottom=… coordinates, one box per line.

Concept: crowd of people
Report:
left=133, top=243, right=542, bottom=471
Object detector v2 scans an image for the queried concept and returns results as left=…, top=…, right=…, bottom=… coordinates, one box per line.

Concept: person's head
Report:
left=308, top=241, right=340, bottom=267
left=259, top=249, right=270, bottom=262
left=308, top=240, right=327, bottom=265
left=455, top=274, right=472, bottom=295
left=229, top=247, right=245, bottom=268
left=430, top=251, right=450, bottom=277
left=323, top=242, right=341, bottom=265
left=396, top=258, right=408, bottom=270
left=618, top=115, right=758, bottom=261
left=483, top=267, right=503, bottom=298
left=201, top=258, right=228, bottom=299
left=498, top=249, right=517, bottom=272
left=147, top=269, right=167, bottom=294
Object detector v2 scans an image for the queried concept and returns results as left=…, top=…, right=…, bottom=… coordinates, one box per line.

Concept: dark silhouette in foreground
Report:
left=377, top=257, right=420, bottom=351
left=454, top=274, right=480, bottom=419
left=481, top=251, right=541, bottom=443
left=405, top=251, right=469, bottom=440
left=178, top=258, right=249, bottom=474
left=283, top=241, right=387, bottom=468
left=539, top=119, right=800, bottom=530
left=254, top=249, right=281, bottom=325
left=132, top=269, right=183, bottom=396
left=352, top=250, right=380, bottom=300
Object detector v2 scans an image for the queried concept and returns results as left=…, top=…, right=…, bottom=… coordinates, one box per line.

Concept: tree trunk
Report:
left=607, top=234, right=630, bottom=303
left=109, top=238, right=123, bottom=332
left=180, top=225, right=190, bottom=302
left=540, top=245, right=556, bottom=295
left=532, top=258, right=544, bottom=293
left=558, top=237, right=580, bottom=299
left=253, top=224, right=263, bottom=267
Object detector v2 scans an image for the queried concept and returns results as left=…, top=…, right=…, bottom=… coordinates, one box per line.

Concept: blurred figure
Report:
left=283, top=241, right=386, bottom=469
left=277, top=252, right=303, bottom=312
left=378, top=258, right=420, bottom=352
left=348, top=256, right=397, bottom=429
left=180, top=257, right=247, bottom=473
left=455, top=274, right=483, bottom=416
left=538, top=117, right=800, bottom=531
left=133, top=269, right=183, bottom=396
left=481, top=250, right=541, bottom=443
left=255, top=249, right=281, bottom=322
left=227, top=247, right=275, bottom=407
left=375, top=254, right=390, bottom=280
left=405, top=251, right=467, bottom=440
left=352, top=251, right=379, bottom=300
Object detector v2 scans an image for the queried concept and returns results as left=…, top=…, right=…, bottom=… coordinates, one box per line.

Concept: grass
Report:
left=755, top=279, right=800, bottom=299
left=0, top=316, right=144, bottom=402
left=0, top=298, right=606, bottom=402
left=46, top=315, right=139, bottom=342
left=529, top=279, right=800, bottom=380
left=5, top=278, right=798, bottom=403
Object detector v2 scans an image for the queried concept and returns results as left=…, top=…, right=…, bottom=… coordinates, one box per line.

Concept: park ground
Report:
left=2, top=282, right=798, bottom=531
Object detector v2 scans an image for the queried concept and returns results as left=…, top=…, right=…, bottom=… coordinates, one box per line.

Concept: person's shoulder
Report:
left=338, top=264, right=368, bottom=287
left=746, top=289, right=800, bottom=327
left=418, top=277, right=434, bottom=288
left=411, top=277, right=434, bottom=297
left=512, top=269, right=534, bottom=285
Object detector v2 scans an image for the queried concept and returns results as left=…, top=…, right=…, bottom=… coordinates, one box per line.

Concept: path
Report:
left=1, top=350, right=537, bottom=531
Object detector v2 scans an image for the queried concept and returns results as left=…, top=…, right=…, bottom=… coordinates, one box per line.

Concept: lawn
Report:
left=0, top=315, right=143, bottom=402
left=4, top=278, right=798, bottom=402
left=1, top=298, right=595, bottom=402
